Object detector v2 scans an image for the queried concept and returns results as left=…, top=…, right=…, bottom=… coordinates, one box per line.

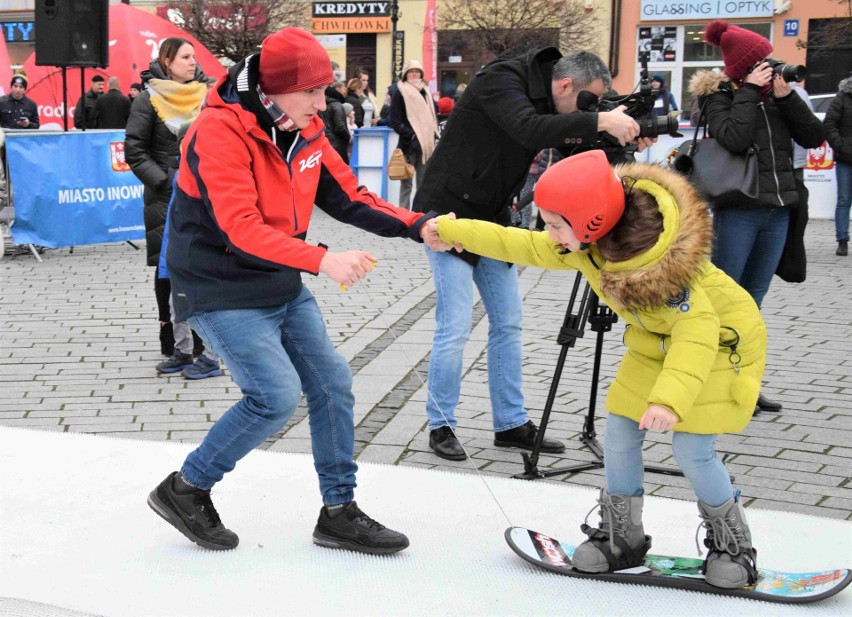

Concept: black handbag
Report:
left=673, top=101, right=760, bottom=208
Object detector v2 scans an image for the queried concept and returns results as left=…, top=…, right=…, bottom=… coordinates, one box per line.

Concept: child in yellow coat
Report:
left=430, top=150, right=765, bottom=589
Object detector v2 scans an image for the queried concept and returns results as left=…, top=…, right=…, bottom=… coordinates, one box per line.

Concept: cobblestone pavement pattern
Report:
left=1, top=214, right=850, bottom=520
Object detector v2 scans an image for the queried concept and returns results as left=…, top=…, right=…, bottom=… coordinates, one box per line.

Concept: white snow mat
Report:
left=1, top=427, right=850, bottom=617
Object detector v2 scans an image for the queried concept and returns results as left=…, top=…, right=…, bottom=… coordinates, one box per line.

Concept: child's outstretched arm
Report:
left=435, top=216, right=582, bottom=270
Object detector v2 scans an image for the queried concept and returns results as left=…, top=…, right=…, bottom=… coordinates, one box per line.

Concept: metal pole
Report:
left=390, top=0, right=399, bottom=83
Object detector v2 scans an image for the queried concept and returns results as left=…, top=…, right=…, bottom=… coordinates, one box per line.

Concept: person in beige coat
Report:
left=388, top=59, right=438, bottom=208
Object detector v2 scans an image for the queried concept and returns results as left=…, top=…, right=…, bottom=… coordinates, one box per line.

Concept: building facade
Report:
left=611, top=0, right=852, bottom=114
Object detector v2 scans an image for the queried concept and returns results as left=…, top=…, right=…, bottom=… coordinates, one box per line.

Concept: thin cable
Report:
left=357, top=278, right=515, bottom=528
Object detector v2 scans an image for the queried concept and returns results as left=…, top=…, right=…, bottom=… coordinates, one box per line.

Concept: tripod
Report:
left=514, top=271, right=685, bottom=481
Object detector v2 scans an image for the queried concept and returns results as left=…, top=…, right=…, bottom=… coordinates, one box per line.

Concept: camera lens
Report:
left=637, top=114, right=682, bottom=139
left=767, top=59, right=806, bottom=82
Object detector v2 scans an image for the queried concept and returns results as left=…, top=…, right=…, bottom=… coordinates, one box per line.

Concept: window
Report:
left=635, top=23, right=772, bottom=121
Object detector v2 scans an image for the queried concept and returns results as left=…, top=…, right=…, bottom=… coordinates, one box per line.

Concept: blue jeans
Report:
left=425, top=248, right=528, bottom=432
left=182, top=287, right=357, bottom=506
left=604, top=414, right=734, bottom=507
left=711, top=207, right=790, bottom=307
left=836, top=161, right=852, bottom=242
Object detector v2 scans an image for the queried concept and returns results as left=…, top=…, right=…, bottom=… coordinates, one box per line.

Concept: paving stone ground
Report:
left=1, top=213, right=850, bottom=520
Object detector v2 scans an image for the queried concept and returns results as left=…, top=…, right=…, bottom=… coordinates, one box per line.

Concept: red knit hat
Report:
left=704, top=20, right=773, bottom=82
left=534, top=150, right=625, bottom=243
left=258, top=27, right=333, bottom=94
left=437, top=97, right=454, bottom=115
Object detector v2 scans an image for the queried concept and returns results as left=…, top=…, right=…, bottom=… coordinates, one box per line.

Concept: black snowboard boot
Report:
left=837, top=240, right=848, bottom=256
left=698, top=497, right=757, bottom=589
left=147, top=472, right=239, bottom=551
left=313, top=501, right=409, bottom=555
left=572, top=489, right=652, bottom=573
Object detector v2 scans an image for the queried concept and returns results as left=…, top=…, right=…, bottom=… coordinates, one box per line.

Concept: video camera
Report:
left=576, top=56, right=681, bottom=162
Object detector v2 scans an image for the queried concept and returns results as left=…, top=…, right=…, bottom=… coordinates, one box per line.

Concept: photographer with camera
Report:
left=688, top=20, right=824, bottom=415
left=412, top=48, right=644, bottom=461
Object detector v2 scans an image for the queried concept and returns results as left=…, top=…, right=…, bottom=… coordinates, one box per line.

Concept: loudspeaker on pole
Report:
left=35, top=0, right=109, bottom=68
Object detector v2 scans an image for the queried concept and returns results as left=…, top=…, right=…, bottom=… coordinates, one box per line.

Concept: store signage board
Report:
left=639, top=0, right=774, bottom=21
left=312, top=1, right=391, bottom=32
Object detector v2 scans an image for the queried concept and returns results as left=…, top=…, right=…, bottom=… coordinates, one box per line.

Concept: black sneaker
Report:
left=429, top=426, right=467, bottom=461
left=147, top=472, right=239, bottom=551
left=494, top=420, right=565, bottom=453
left=156, top=352, right=194, bottom=374
left=312, top=501, right=409, bottom=555
left=181, top=355, right=223, bottom=380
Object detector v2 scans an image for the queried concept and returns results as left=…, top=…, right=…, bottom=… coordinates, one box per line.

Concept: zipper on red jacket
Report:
left=251, top=132, right=301, bottom=231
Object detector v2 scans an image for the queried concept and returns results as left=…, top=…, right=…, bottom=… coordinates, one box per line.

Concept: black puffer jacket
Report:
left=689, top=70, right=825, bottom=209
left=824, top=76, right=852, bottom=165
left=124, top=60, right=208, bottom=266
left=412, top=46, right=600, bottom=265
left=321, top=86, right=350, bottom=161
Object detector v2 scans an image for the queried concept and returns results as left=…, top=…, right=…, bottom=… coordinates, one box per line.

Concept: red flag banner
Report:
left=422, top=0, right=437, bottom=94
left=0, top=37, right=13, bottom=97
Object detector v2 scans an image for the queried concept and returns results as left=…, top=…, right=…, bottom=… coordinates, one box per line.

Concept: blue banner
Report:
left=6, top=130, right=145, bottom=248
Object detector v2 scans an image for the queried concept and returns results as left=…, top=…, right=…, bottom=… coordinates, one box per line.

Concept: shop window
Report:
left=636, top=23, right=771, bottom=122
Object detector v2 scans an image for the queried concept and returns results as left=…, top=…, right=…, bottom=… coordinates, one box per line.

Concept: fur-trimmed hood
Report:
left=595, top=163, right=712, bottom=311
left=688, top=69, right=731, bottom=98
left=839, top=76, right=852, bottom=95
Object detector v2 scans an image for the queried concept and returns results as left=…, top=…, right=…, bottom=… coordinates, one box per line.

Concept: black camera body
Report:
left=766, top=58, right=807, bottom=83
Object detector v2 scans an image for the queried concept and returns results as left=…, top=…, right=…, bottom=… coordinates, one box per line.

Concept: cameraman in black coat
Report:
left=413, top=47, right=642, bottom=461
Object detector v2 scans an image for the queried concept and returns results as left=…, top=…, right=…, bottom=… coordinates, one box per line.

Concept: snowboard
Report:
left=506, top=527, right=851, bottom=604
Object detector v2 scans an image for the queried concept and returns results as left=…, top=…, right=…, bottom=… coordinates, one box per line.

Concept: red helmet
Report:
left=533, top=150, right=625, bottom=243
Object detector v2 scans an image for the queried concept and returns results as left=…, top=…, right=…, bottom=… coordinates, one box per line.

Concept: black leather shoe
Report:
left=756, top=393, right=782, bottom=412
left=494, top=420, right=565, bottom=453
left=429, top=426, right=467, bottom=460
left=147, top=472, right=239, bottom=550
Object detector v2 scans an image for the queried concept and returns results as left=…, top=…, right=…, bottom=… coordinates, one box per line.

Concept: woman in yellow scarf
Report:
left=125, top=37, right=219, bottom=379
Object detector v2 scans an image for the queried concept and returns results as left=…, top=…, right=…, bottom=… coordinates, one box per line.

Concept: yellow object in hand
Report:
left=339, top=259, right=378, bottom=292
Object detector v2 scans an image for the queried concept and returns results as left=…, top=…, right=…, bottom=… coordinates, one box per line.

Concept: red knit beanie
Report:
left=704, top=20, right=773, bottom=82
left=258, top=27, right=332, bottom=94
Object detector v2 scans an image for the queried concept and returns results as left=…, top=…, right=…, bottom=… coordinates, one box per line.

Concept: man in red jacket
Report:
left=147, top=27, right=448, bottom=555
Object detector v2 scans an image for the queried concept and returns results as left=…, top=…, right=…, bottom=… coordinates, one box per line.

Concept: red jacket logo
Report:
left=298, top=151, right=323, bottom=172
left=110, top=142, right=131, bottom=172
left=534, top=533, right=568, bottom=567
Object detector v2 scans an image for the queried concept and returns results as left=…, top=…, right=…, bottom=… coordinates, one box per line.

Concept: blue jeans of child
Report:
left=425, top=248, right=528, bottom=433
left=604, top=413, right=734, bottom=507
left=182, top=286, right=357, bottom=506
left=835, top=161, right=852, bottom=242
left=711, top=206, right=790, bottom=308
